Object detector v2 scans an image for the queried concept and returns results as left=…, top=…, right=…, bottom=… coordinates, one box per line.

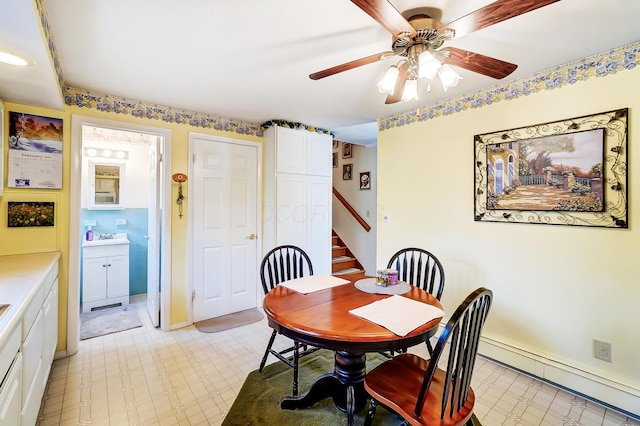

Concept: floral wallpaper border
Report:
left=64, top=86, right=263, bottom=136
left=379, top=41, right=640, bottom=132
left=33, top=0, right=64, bottom=98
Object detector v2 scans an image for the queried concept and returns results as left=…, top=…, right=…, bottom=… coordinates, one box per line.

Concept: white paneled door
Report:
left=146, top=136, right=161, bottom=327
left=191, top=135, right=259, bottom=322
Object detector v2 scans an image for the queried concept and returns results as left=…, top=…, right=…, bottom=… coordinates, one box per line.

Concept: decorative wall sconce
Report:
left=172, top=173, right=187, bottom=219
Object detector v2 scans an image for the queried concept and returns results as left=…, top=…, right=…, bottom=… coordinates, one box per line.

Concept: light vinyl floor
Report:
left=36, top=301, right=638, bottom=426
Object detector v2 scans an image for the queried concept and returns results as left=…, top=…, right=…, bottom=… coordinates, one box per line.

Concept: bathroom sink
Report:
left=82, top=232, right=129, bottom=247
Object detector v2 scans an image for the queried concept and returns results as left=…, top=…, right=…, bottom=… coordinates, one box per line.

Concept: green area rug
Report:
left=223, top=349, right=482, bottom=425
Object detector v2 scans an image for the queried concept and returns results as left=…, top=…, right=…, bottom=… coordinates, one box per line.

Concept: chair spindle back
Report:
left=415, top=287, right=492, bottom=421
left=260, top=245, right=314, bottom=294
left=387, top=248, right=445, bottom=300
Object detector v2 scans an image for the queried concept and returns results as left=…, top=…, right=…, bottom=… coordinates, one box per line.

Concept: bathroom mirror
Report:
left=88, top=161, right=125, bottom=209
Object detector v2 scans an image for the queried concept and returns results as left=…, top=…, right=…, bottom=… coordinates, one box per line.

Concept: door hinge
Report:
left=192, top=290, right=196, bottom=301
left=193, top=153, right=196, bottom=163
left=158, top=153, right=163, bottom=162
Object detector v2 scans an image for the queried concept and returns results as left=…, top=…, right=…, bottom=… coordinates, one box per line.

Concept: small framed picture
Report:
left=332, top=152, right=338, bottom=168
left=342, top=142, right=352, bottom=159
left=333, top=140, right=338, bottom=149
left=343, top=164, right=353, bottom=180
left=8, top=201, right=55, bottom=227
left=359, top=172, right=371, bottom=190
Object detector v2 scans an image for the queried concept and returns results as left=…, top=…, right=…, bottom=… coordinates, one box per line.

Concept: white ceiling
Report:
left=1, top=0, right=640, bottom=146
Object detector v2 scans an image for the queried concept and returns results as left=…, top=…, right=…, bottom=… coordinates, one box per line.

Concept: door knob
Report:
left=143, top=235, right=150, bottom=240
left=247, top=233, right=257, bottom=240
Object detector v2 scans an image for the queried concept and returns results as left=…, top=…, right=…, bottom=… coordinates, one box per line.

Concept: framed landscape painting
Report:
left=473, top=108, right=628, bottom=228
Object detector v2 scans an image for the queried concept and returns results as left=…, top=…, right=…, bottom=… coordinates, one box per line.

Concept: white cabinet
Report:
left=0, top=353, right=22, bottom=426
left=82, top=241, right=130, bottom=312
left=88, top=161, right=125, bottom=209
left=264, top=126, right=333, bottom=274
left=21, top=309, right=43, bottom=426
left=273, top=126, right=332, bottom=177
left=41, top=280, right=58, bottom=384
left=0, top=326, right=21, bottom=426
left=0, top=253, right=59, bottom=426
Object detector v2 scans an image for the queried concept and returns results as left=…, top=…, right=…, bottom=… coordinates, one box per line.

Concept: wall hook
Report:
left=172, top=173, right=188, bottom=219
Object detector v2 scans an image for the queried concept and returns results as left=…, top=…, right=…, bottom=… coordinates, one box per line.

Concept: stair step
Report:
left=332, top=256, right=353, bottom=263
left=332, top=257, right=356, bottom=273
left=333, top=268, right=364, bottom=275
left=332, top=246, right=347, bottom=257
left=331, top=230, right=364, bottom=276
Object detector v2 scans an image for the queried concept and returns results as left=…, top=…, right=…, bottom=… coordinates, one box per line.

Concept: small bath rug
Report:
left=194, top=308, right=264, bottom=333
left=80, top=305, right=143, bottom=340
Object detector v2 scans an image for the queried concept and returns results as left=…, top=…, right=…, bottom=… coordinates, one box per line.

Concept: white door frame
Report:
left=67, top=115, right=172, bottom=356
left=187, top=132, right=263, bottom=324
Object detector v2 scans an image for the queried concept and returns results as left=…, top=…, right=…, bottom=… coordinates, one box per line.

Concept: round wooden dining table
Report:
left=262, top=273, right=443, bottom=425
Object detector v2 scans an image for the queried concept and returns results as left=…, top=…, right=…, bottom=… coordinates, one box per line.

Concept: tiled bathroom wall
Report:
left=80, top=208, right=149, bottom=295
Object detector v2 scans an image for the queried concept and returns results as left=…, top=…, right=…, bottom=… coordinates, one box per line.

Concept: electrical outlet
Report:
left=594, top=340, right=612, bottom=362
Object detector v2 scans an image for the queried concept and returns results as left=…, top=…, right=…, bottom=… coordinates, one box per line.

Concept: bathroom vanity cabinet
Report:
left=82, top=236, right=130, bottom=312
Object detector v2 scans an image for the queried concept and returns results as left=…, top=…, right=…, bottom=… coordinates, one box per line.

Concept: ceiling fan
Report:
left=309, top=0, right=561, bottom=104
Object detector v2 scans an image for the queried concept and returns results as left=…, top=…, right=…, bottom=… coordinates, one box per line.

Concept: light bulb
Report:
left=102, top=149, right=112, bottom=158
left=0, top=50, right=29, bottom=66
left=86, top=148, right=97, bottom=157
left=438, top=64, right=462, bottom=92
left=418, top=50, right=440, bottom=79
left=377, top=66, right=400, bottom=95
left=401, top=78, right=418, bottom=102
left=116, top=151, right=126, bottom=159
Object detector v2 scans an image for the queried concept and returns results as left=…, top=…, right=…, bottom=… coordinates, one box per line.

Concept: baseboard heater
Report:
left=91, top=303, right=122, bottom=311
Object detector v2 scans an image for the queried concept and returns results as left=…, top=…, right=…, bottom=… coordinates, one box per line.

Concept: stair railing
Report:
left=332, top=187, right=371, bottom=232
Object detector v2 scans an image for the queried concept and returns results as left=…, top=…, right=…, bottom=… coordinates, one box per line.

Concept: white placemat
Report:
left=349, top=295, right=445, bottom=336
left=279, top=274, right=350, bottom=294
left=354, top=278, right=411, bottom=295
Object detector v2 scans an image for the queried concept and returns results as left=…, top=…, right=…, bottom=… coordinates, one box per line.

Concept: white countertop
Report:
left=0, top=251, right=60, bottom=348
left=82, top=232, right=129, bottom=247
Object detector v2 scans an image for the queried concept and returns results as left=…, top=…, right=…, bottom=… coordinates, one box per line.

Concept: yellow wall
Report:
left=1, top=102, right=260, bottom=350
left=377, top=67, right=640, bottom=411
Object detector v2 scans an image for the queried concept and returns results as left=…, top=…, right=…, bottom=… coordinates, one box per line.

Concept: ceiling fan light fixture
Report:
left=417, top=50, right=441, bottom=79
left=377, top=65, right=400, bottom=94
left=438, top=64, right=463, bottom=92
left=401, top=78, right=418, bottom=102
left=0, top=49, right=31, bottom=66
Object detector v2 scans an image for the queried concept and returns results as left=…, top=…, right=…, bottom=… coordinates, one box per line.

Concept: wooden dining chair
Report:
left=258, top=245, right=318, bottom=395
left=387, top=247, right=445, bottom=355
left=363, top=287, right=493, bottom=426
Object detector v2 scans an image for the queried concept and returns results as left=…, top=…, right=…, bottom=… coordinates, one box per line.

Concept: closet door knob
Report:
left=247, top=233, right=257, bottom=240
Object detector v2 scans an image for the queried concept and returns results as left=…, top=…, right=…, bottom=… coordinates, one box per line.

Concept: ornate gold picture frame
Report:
left=474, top=108, right=628, bottom=228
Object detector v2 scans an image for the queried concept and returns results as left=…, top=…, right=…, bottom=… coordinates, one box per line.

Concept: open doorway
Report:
left=68, top=116, right=172, bottom=354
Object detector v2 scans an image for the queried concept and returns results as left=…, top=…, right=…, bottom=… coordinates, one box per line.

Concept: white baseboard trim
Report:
left=479, top=336, right=640, bottom=418
left=170, top=320, right=192, bottom=331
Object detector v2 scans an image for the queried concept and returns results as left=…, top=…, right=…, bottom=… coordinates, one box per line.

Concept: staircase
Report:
left=331, top=231, right=364, bottom=276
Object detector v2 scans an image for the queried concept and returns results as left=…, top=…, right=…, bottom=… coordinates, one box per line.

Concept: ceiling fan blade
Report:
left=385, top=65, right=409, bottom=104
left=351, top=0, right=416, bottom=37
left=445, top=47, right=517, bottom=79
left=441, top=0, right=560, bottom=39
left=309, top=51, right=394, bottom=80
